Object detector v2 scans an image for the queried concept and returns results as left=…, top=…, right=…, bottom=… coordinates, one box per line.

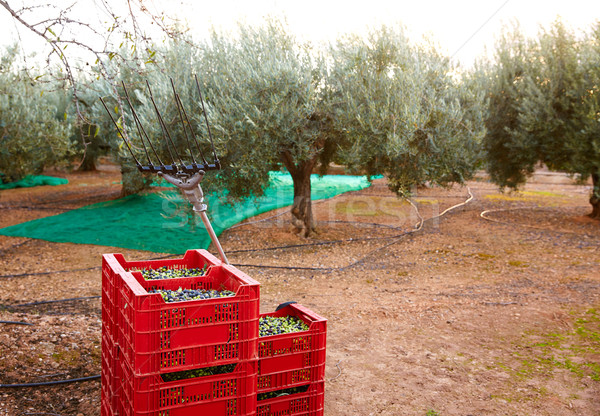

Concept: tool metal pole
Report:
left=159, top=171, right=230, bottom=264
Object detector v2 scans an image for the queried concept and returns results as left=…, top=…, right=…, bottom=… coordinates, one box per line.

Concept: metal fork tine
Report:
left=121, top=82, right=158, bottom=166
left=98, top=97, right=142, bottom=167
left=169, top=78, right=198, bottom=164
left=176, top=92, right=209, bottom=165
left=176, top=91, right=209, bottom=165
left=194, top=74, right=219, bottom=163
left=145, top=80, right=183, bottom=167
left=101, top=77, right=221, bottom=174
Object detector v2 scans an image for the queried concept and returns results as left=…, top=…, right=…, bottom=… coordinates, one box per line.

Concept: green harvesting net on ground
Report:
left=0, top=175, right=68, bottom=190
left=0, top=172, right=371, bottom=254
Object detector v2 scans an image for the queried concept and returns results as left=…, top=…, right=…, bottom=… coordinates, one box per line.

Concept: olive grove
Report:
left=482, top=20, right=600, bottom=219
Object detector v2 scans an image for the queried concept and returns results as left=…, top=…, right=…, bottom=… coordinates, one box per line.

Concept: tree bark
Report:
left=280, top=151, right=318, bottom=237
left=590, top=170, right=600, bottom=220
left=77, top=152, right=98, bottom=171
left=290, top=167, right=315, bottom=237
left=76, top=124, right=102, bottom=172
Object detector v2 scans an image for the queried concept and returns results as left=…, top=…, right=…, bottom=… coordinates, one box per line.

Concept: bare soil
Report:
left=0, top=166, right=598, bottom=416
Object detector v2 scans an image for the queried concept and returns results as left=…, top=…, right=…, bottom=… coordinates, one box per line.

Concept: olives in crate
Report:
left=137, top=265, right=208, bottom=280
left=161, top=363, right=237, bottom=382
left=149, top=287, right=235, bottom=302
left=259, top=315, right=309, bottom=337
left=257, top=385, right=310, bottom=400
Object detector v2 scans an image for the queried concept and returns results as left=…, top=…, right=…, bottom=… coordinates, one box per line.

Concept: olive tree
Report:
left=0, top=45, right=73, bottom=183
left=579, top=23, right=600, bottom=218
left=483, top=20, right=600, bottom=219
left=195, top=20, right=337, bottom=236
left=330, top=26, right=486, bottom=196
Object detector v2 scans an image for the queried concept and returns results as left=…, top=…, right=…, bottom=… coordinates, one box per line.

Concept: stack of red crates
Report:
left=101, top=249, right=326, bottom=416
left=256, top=303, right=326, bottom=415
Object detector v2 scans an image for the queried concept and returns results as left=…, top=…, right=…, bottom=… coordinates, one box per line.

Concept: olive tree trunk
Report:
left=280, top=151, right=318, bottom=237
left=590, top=170, right=600, bottom=220
left=77, top=152, right=98, bottom=171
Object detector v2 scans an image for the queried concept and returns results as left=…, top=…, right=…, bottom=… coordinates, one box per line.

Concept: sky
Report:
left=166, top=0, right=600, bottom=66
left=1, top=0, right=599, bottom=67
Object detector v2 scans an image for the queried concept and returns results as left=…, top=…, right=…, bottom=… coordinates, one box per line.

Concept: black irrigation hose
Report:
left=0, top=254, right=180, bottom=279
left=0, top=238, right=33, bottom=253
left=0, top=205, right=72, bottom=211
left=12, top=296, right=101, bottom=307
left=228, top=210, right=424, bottom=252
left=232, top=238, right=408, bottom=272
left=0, top=375, right=100, bottom=388
left=0, top=233, right=399, bottom=280
left=0, top=233, right=399, bottom=278
left=320, top=220, right=400, bottom=229
left=0, top=190, right=121, bottom=211
left=0, top=266, right=100, bottom=279
left=225, top=196, right=412, bottom=253
left=234, top=218, right=421, bottom=272
left=0, top=320, right=33, bottom=326
left=226, top=233, right=399, bottom=255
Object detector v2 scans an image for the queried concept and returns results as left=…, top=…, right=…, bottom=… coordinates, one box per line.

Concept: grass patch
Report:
left=520, top=190, right=566, bottom=198
left=52, top=347, right=81, bottom=366
left=497, top=307, right=600, bottom=383
left=484, top=194, right=530, bottom=202
left=474, top=252, right=496, bottom=260
left=334, top=197, right=409, bottom=217
left=484, top=190, right=567, bottom=201
left=414, top=198, right=440, bottom=205
left=508, top=260, right=529, bottom=268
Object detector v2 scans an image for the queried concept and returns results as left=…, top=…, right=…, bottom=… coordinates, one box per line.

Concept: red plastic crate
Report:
left=102, top=250, right=222, bottom=348
left=103, top=250, right=222, bottom=279
left=119, top=358, right=258, bottom=416
left=257, top=304, right=326, bottom=393
left=102, top=249, right=222, bottom=344
left=102, top=264, right=119, bottom=345
left=257, top=381, right=324, bottom=416
left=101, top=399, right=115, bottom=416
left=101, top=333, right=120, bottom=416
left=115, top=264, right=260, bottom=376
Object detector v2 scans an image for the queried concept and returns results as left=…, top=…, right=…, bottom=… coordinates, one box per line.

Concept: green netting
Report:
left=0, top=172, right=371, bottom=254
left=0, top=175, right=68, bottom=190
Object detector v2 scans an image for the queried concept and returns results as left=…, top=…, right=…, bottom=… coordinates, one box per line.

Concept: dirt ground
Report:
left=0, top=165, right=598, bottom=416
